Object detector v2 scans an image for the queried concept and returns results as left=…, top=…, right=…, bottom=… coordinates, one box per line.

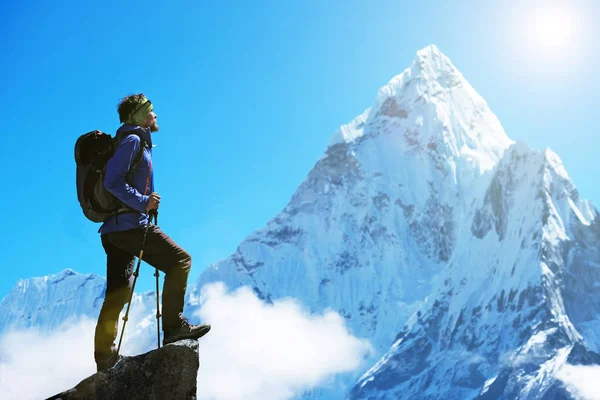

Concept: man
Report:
left=94, top=93, right=211, bottom=372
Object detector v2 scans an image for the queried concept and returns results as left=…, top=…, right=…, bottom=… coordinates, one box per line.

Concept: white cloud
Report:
left=0, top=286, right=371, bottom=400
left=556, top=364, right=600, bottom=400
left=0, top=317, right=97, bottom=400
left=193, top=282, right=373, bottom=400
left=0, top=294, right=157, bottom=400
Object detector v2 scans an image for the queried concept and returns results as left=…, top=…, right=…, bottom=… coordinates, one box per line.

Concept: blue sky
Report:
left=0, top=0, right=598, bottom=299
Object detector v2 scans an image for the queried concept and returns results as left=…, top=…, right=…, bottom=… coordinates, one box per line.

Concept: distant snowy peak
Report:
left=0, top=268, right=106, bottom=333
left=14, top=268, right=94, bottom=292
left=329, top=44, right=512, bottom=176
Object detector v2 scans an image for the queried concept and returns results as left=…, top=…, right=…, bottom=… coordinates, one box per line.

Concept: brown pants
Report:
left=94, top=225, right=191, bottom=357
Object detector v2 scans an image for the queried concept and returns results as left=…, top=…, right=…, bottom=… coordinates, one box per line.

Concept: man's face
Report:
left=143, top=111, right=159, bottom=132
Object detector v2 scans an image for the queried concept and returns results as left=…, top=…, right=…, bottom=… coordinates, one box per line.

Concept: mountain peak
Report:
left=329, top=45, right=461, bottom=148
left=14, top=268, right=86, bottom=291
left=374, top=44, right=462, bottom=102
left=417, top=43, right=442, bottom=58
left=412, top=44, right=457, bottom=80
left=329, top=45, right=512, bottom=179
left=1, top=269, right=107, bottom=333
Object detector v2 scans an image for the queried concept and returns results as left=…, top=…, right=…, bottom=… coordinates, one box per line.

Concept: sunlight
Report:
left=504, top=2, right=589, bottom=77
left=528, top=6, right=580, bottom=54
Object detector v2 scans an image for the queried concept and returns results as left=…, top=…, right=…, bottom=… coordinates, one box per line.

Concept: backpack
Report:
left=75, top=130, right=146, bottom=223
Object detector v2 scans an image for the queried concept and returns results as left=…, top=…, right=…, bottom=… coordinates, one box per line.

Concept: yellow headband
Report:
left=126, top=99, right=153, bottom=126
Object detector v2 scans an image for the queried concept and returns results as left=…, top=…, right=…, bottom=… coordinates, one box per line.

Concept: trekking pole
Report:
left=152, top=210, right=161, bottom=349
left=116, top=215, right=152, bottom=356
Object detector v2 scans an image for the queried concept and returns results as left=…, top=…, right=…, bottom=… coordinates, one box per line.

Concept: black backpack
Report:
left=75, top=130, right=146, bottom=223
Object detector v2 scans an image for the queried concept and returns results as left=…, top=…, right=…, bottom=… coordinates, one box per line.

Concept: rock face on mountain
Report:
left=47, top=339, right=200, bottom=400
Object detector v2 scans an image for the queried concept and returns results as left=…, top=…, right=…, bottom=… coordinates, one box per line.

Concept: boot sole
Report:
left=163, top=325, right=211, bottom=346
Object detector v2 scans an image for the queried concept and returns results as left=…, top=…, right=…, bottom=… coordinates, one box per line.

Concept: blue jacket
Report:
left=100, top=124, right=154, bottom=235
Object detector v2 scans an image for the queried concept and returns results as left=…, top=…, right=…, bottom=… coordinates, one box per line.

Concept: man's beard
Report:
left=150, top=122, right=160, bottom=132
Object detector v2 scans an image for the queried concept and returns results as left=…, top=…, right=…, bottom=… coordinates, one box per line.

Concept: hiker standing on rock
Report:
left=94, top=93, right=211, bottom=372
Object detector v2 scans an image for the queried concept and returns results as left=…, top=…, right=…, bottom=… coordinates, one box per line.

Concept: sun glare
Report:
left=507, top=3, right=588, bottom=75
left=528, top=7, right=579, bottom=53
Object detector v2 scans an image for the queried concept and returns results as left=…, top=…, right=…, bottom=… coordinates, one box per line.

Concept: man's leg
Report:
left=94, top=234, right=135, bottom=370
left=141, top=225, right=191, bottom=329
left=104, top=225, right=210, bottom=344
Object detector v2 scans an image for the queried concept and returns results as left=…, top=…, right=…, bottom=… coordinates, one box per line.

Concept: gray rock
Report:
left=47, top=340, right=199, bottom=400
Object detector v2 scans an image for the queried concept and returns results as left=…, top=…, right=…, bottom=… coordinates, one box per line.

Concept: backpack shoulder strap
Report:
left=129, top=132, right=147, bottom=171
left=119, top=131, right=147, bottom=183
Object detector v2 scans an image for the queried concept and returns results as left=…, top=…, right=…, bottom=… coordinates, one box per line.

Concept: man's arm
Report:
left=104, top=134, right=149, bottom=212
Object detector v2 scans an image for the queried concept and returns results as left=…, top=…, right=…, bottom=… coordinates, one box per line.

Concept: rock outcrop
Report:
left=47, top=340, right=199, bottom=400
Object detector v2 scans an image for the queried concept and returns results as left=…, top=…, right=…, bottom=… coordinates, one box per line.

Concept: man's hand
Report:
left=146, top=192, right=161, bottom=211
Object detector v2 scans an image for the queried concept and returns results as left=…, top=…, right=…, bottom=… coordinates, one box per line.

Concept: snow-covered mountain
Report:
left=0, top=269, right=105, bottom=333
left=191, top=44, right=600, bottom=399
left=349, top=142, right=600, bottom=399
left=194, top=44, right=512, bottom=356
left=1, top=44, right=598, bottom=399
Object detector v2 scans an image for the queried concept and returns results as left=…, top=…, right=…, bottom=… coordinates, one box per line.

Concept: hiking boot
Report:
left=95, top=349, right=124, bottom=372
left=163, top=318, right=211, bottom=346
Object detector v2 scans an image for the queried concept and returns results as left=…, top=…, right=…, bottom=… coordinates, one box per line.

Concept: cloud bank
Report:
left=0, top=293, right=159, bottom=400
left=0, top=284, right=372, bottom=399
left=557, top=364, right=600, bottom=400
left=0, top=317, right=97, bottom=399
left=193, top=282, right=373, bottom=400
